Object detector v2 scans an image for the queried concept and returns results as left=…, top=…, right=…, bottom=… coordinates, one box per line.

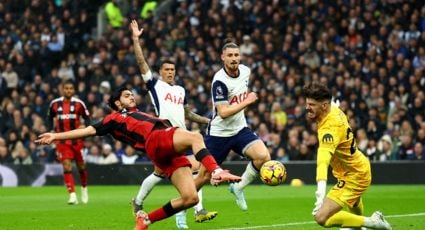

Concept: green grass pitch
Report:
left=0, top=185, right=424, bottom=229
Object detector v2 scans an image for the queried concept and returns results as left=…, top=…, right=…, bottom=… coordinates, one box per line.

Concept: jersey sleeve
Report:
left=145, top=77, right=158, bottom=91
left=316, top=128, right=339, bottom=181
left=78, top=101, right=90, bottom=120
left=211, top=80, right=228, bottom=104
left=47, top=102, right=56, bottom=131
left=92, top=116, right=113, bottom=136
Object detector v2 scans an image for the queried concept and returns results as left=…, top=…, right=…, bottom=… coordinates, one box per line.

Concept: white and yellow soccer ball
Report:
left=260, top=160, right=287, bottom=186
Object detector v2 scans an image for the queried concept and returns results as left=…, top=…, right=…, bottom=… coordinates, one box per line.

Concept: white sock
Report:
left=135, top=173, right=163, bottom=205
left=235, top=161, right=259, bottom=190
left=192, top=172, right=203, bottom=212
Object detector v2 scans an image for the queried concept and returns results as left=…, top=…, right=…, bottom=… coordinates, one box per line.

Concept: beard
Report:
left=306, top=111, right=317, bottom=122
left=227, top=62, right=239, bottom=71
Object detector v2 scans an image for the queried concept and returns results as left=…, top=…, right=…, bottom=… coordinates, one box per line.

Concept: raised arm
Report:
left=35, top=126, right=97, bottom=145
left=130, top=19, right=150, bottom=77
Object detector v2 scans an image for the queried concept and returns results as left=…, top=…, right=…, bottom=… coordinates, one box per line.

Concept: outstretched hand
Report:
left=130, top=19, right=144, bottom=39
left=34, top=133, right=56, bottom=145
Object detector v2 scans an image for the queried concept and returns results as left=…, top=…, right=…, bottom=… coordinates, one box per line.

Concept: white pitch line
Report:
left=212, top=212, right=425, bottom=230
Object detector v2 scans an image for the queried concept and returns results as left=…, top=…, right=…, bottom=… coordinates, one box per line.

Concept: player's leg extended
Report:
left=173, top=130, right=218, bottom=173
left=186, top=155, right=218, bottom=223
left=172, top=128, right=240, bottom=184
left=240, top=140, right=270, bottom=189
left=230, top=139, right=270, bottom=211
left=316, top=187, right=391, bottom=229
left=133, top=166, right=165, bottom=214
left=136, top=167, right=198, bottom=229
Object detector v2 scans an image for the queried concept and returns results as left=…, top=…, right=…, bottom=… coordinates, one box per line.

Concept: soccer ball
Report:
left=260, top=160, right=287, bottom=186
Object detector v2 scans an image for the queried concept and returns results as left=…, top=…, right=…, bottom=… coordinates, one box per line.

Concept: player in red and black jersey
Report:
left=48, top=80, right=90, bottom=205
left=36, top=87, right=241, bottom=229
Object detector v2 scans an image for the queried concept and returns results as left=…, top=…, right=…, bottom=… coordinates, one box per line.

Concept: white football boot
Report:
left=68, top=192, right=78, bottom=205
left=229, top=183, right=248, bottom=211
left=81, top=187, right=88, bottom=204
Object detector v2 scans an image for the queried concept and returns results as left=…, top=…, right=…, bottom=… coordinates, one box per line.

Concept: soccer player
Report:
left=35, top=87, right=241, bottom=230
left=130, top=20, right=217, bottom=228
left=196, top=42, right=271, bottom=211
left=303, top=82, right=392, bottom=230
left=48, top=80, right=90, bottom=204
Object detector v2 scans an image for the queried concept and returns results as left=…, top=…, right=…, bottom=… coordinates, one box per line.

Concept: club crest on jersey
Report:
left=322, top=133, right=334, bottom=144
left=70, top=105, right=75, bottom=112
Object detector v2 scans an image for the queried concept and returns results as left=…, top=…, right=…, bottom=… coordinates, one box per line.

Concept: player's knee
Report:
left=262, top=153, right=271, bottom=162
left=182, top=193, right=199, bottom=208
left=191, top=132, right=203, bottom=143
left=253, top=154, right=271, bottom=168
left=314, top=213, right=328, bottom=226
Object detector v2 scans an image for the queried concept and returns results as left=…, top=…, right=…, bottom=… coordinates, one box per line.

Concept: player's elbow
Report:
left=86, top=126, right=97, bottom=136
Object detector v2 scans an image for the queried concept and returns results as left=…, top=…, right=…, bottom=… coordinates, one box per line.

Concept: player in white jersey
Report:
left=196, top=42, right=271, bottom=211
left=130, top=20, right=217, bottom=229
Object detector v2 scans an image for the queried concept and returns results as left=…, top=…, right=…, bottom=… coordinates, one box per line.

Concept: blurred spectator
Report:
left=114, top=140, right=126, bottom=159
left=377, top=135, right=396, bottom=161
left=13, top=146, right=32, bottom=165
left=2, top=62, right=18, bottom=94
left=0, top=74, right=8, bottom=103
left=30, top=143, right=54, bottom=164
left=120, top=145, right=142, bottom=164
left=98, top=143, right=119, bottom=165
left=356, top=128, right=369, bottom=153
left=240, top=35, right=254, bottom=56
left=275, top=147, right=289, bottom=162
left=270, top=102, right=287, bottom=128
left=85, top=144, right=101, bottom=164
left=365, top=139, right=380, bottom=161
left=396, top=135, right=415, bottom=160
left=413, top=142, right=425, bottom=160
left=0, top=137, right=13, bottom=163
left=294, top=143, right=314, bottom=161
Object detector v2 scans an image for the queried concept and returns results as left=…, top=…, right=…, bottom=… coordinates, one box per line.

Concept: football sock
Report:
left=195, top=148, right=219, bottom=173
left=324, top=210, right=364, bottom=227
left=64, top=171, right=75, bottom=193
left=135, top=173, right=164, bottom=205
left=148, top=201, right=178, bottom=223
left=235, top=161, right=259, bottom=190
left=193, top=172, right=204, bottom=212
left=194, top=188, right=203, bottom=212
left=348, top=198, right=364, bottom=215
left=79, top=169, right=88, bottom=188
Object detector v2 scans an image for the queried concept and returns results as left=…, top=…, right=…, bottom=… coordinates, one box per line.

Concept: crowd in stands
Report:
left=0, top=0, right=424, bottom=165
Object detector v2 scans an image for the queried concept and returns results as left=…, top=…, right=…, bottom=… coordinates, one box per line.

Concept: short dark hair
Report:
left=222, top=42, right=239, bottom=52
left=62, top=79, right=76, bottom=88
left=302, top=82, right=332, bottom=102
left=160, top=60, right=175, bottom=68
left=108, top=87, right=130, bottom=111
